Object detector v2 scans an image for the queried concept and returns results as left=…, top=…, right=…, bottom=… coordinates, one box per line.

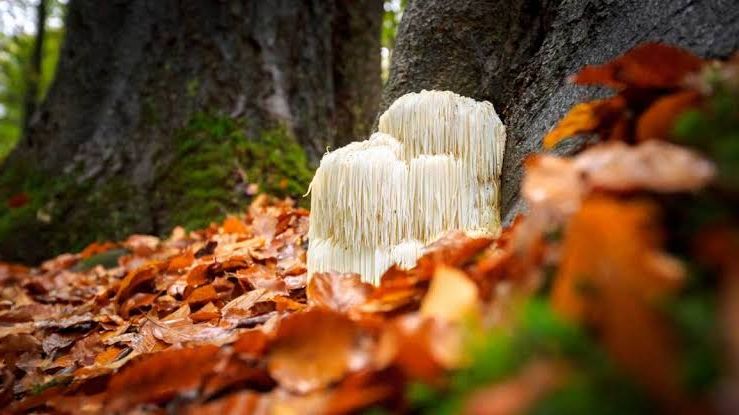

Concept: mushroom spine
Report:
left=307, top=90, right=506, bottom=284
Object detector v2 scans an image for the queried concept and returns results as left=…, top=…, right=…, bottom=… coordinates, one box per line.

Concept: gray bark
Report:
left=384, top=0, right=739, bottom=223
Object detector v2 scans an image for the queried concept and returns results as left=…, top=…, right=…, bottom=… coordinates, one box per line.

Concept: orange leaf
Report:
left=268, top=308, right=367, bottom=393
left=105, top=345, right=220, bottom=411
left=307, top=272, right=374, bottom=313
left=115, top=263, right=163, bottom=306
left=542, top=97, right=626, bottom=149
left=420, top=265, right=479, bottom=323
left=572, top=42, right=704, bottom=89
left=79, top=241, right=118, bottom=259
left=635, top=90, right=702, bottom=141
left=167, top=251, right=195, bottom=272
left=551, top=196, right=685, bottom=404
left=190, top=301, right=221, bottom=322
left=186, top=284, right=218, bottom=305
left=222, top=216, right=248, bottom=234
left=232, top=329, right=269, bottom=357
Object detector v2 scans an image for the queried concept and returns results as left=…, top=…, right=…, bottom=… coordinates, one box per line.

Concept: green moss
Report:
left=0, top=112, right=313, bottom=262
left=407, top=300, right=652, bottom=415
left=0, top=158, right=150, bottom=263
left=157, top=112, right=312, bottom=231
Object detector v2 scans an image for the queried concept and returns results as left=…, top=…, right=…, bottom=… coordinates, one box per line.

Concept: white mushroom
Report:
left=307, top=90, right=507, bottom=284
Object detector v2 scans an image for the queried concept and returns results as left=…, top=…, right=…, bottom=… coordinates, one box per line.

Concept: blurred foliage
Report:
left=0, top=0, right=66, bottom=161
left=381, top=0, right=406, bottom=50
left=381, top=0, right=406, bottom=81
left=408, top=300, right=652, bottom=415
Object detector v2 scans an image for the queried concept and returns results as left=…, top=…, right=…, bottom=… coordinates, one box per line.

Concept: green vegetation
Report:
left=408, top=300, right=651, bottom=415
left=0, top=157, right=149, bottom=262
left=0, top=112, right=313, bottom=262
left=0, top=26, right=64, bottom=161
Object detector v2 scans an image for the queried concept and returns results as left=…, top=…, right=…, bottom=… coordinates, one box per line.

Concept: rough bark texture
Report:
left=384, top=0, right=739, bottom=224
left=0, top=0, right=382, bottom=263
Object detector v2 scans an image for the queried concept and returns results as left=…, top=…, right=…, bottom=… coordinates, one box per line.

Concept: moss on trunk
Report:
left=0, top=113, right=313, bottom=264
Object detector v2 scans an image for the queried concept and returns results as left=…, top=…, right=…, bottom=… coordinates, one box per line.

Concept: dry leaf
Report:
left=307, top=272, right=374, bottom=313
left=268, top=308, right=369, bottom=393
left=543, top=97, right=626, bottom=149
left=420, top=265, right=479, bottom=323
left=551, top=196, right=684, bottom=404
left=572, top=42, right=704, bottom=89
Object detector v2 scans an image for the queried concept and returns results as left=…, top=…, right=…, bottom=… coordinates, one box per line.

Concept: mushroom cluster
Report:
left=308, top=90, right=506, bottom=284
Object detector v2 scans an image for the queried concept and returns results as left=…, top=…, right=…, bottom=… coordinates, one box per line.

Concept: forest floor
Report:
left=0, top=43, right=738, bottom=414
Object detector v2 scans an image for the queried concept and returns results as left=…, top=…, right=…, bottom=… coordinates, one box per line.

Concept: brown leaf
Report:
left=222, top=216, right=249, bottom=235
left=115, top=263, right=163, bottom=306
left=543, top=97, right=626, bottom=149
left=572, top=42, right=704, bottom=89
left=221, top=288, right=275, bottom=323
left=268, top=308, right=369, bottom=393
left=104, top=345, right=221, bottom=411
left=167, top=251, right=195, bottom=272
left=184, top=391, right=261, bottom=415
left=551, top=196, right=685, bottom=404
left=190, top=301, right=221, bottom=322
left=307, top=272, right=374, bottom=313
left=145, top=317, right=236, bottom=346
left=186, top=284, right=218, bottom=305
left=119, top=292, right=157, bottom=319
left=253, top=213, right=278, bottom=240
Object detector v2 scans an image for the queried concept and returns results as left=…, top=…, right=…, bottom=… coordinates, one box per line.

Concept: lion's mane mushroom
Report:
left=308, top=90, right=506, bottom=284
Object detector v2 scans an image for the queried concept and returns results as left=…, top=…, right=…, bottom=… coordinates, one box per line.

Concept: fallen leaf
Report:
left=115, top=263, right=163, bottom=307
left=190, top=302, right=221, bottom=322
left=420, top=265, right=480, bottom=323
left=104, top=345, right=221, bottom=411
left=268, top=308, right=369, bottom=393
left=186, top=284, right=218, bottom=305
left=551, top=196, right=684, bottom=404
left=223, top=216, right=249, bottom=235
left=307, top=272, right=374, bottom=313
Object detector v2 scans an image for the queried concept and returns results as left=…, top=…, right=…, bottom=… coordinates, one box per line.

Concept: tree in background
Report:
left=384, top=0, right=739, bottom=221
left=0, top=0, right=383, bottom=263
left=0, top=0, right=65, bottom=161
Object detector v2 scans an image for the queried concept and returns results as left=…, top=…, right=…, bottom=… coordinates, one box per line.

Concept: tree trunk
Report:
left=384, top=0, right=739, bottom=223
left=21, top=0, right=47, bottom=136
left=0, top=0, right=382, bottom=263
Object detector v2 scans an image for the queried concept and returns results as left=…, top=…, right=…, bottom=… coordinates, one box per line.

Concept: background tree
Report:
left=0, top=0, right=65, bottom=161
left=0, top=0, right=382, bottom=263
left=384, top=0, right=739, bottom=222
